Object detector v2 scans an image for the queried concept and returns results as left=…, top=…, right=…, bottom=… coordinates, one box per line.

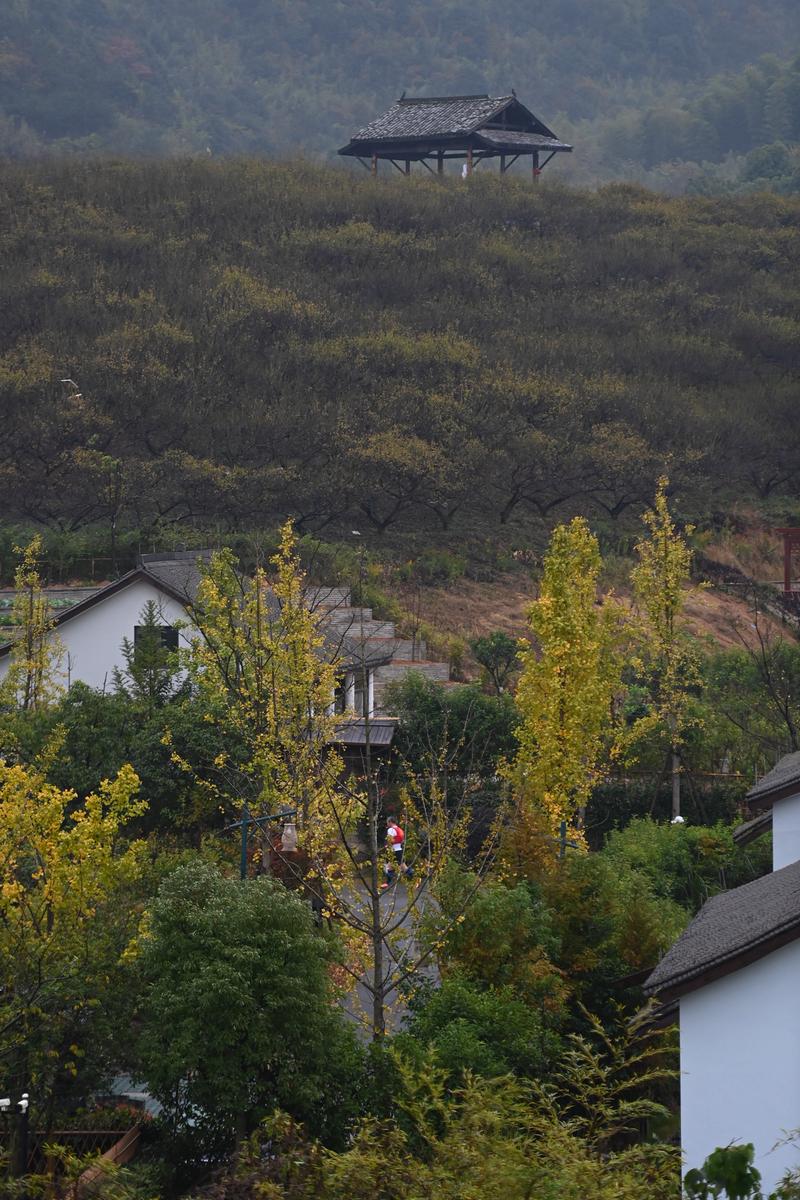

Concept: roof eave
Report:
left=341, top=134, right=573, bottom=158
left=644, top=916, right=800, bottom=1003
left=474, top=133, right=572, bottom=152
left=732, top=810, right=773, bottom=846
left=0, top=568, right=193, bottom=659
left=339, top=131, right=481, bottom=155
left=338, top=653, right=393, bottom=671
left=746, top=777, right=800, bottom=812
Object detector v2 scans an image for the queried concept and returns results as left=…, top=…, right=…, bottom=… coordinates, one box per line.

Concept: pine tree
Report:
left=114, top=598, right=181, bottom=711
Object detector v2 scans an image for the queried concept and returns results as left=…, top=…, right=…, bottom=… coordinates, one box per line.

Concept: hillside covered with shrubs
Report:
left=1, top=159, right=798, bottom=569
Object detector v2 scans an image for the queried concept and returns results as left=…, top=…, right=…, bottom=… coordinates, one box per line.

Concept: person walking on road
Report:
left=382, top=817, right=411, bottom=888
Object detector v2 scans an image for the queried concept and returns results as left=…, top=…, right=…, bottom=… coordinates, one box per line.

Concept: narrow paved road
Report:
left=341, top=878, right=439, bottom=1038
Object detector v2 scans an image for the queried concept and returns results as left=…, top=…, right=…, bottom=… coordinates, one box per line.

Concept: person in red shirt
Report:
left=382, top=817, right=410, bottom=888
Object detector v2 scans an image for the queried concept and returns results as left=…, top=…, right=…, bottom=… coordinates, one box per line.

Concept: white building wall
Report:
left=772, top=792, right=800, bottom=870
left=680, top=938, right=800, bottom=1193
left=0, top=579, right=193, bottom=693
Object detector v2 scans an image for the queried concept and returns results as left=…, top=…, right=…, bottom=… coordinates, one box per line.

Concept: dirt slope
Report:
left=400, top=573, right=789, bottom=669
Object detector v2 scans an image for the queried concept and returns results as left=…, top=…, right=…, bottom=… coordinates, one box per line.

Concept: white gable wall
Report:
left=773, top=792, right=800, bottom=870
left=680, top=937, right=800, bottom=1192
left=0, top=579, right=193, bottom=693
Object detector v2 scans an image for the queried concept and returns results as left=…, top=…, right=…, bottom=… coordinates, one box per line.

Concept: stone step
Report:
left=307, top=585, right=352, bottom=611
left=333, top=618, right=395, bottom=639
left=373, top=660, right=450, bottom=685
left=361, top=637, right=427, bottom=659
left=324, top=606, right=374, bottom=628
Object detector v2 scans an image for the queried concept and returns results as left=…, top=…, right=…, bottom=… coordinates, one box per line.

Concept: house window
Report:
left=134, top=625, right=179, bottom=652
left=333, top=680, right=347, bottom=714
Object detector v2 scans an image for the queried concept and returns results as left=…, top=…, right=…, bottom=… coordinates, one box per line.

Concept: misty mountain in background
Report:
left=1, top=0, right=798, bottom=191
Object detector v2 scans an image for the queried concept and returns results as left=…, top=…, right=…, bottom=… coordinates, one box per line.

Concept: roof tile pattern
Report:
left=644, top=857, right=800, bottom=998
left=477, top=128, right=570, bottom=151
left=746, top=751, right=800, bottom=805
left=140, top=550, right=213, bottom=603
left=351, top=95, right=511, bottom=141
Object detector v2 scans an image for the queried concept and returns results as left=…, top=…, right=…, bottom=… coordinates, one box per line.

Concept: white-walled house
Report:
left=0, top=552, right=450, bottom=734
left=645, top=752, right=800, bottom=1192
left=0, top=551, right=209, bottom=694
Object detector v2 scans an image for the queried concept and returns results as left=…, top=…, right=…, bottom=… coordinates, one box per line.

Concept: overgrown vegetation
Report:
left=0, top=160, right=798, bottom=574
left=0, top=507, right=791, bottom=1196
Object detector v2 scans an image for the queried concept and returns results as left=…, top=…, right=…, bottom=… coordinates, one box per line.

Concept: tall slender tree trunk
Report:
left=357, top=549, right=385, bottom=1040
left=671, top=748, right=681, bottom=818
left=368, top=775, right=385, bottom=1039
left=669, top=714, right=681, bottom=818
left=671, top=710, right=681, bottom=816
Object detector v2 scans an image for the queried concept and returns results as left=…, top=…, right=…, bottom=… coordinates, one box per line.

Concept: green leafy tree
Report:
left=601, top=817, right=771, bottom=915
left=706, top=624, right=800, bottom=772
left=186, top=523, right=342, bottom=834
left=387, top=674, right=518, bottom=784
left=39, top=682, right=244, bottom=837
left=0, top=755, right=147, bottom=1123
left=470, top=631, right=520, bottom=695
left=136, top=860, right=363, bottom=1158
left=197, top=1013, right=679, bottom=1200
left=684, top=1141, right=800, bottom=1199
left=400, top=972, right=562, bottom=1081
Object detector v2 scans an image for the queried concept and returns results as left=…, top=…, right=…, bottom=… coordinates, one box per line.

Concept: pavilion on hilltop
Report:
left=338, top=92, right=572, bottom=179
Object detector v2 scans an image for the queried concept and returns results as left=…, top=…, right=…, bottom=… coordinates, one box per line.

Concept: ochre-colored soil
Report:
left=398, top=571, right=789, bottom=670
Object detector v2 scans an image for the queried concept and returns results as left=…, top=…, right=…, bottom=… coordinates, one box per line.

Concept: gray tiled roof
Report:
left=477, top=128, right=571, bottom=151
left=335, top=719, right=396, bottom=747
left=140, top=550, right=214, bottom=604
left=351, top=94, right=512, bottom=141
left=644, top=857, right=800, bottom=998
left=732, top=809, right=773, bottom=846
left=746, top=751, right=800, bottom=806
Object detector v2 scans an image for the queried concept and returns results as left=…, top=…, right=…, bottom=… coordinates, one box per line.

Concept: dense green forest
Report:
left=1, top=1, right=799, bottom=190
left=0, top=158, right=798, bottom=566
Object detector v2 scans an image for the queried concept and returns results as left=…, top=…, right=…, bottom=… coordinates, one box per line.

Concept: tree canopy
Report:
left=0, top=159, right=798, bottom=562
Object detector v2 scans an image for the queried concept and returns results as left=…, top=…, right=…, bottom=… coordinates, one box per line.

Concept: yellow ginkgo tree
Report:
left=509, top=517, right=622, bottom=847
left=185, top=522, right=353, bottom=848
left=185, top=524, right=492, bottom=1041
left=0, top=754, right=147, bottom=1123
left=1, top=535, right=64, bottom=712
left=630, top=477, right=700, bottom=819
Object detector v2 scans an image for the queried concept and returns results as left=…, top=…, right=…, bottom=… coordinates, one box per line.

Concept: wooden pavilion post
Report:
left=371, top=153, right=378, bottom=178
left=500, top=154, right=506, bottom=173
left=778, top=528, right=800, bottom=595
left=785, top=533, right=792, bottom=595
left=532, top=150, right=540, bottom=183
left=466, top=146, right=473, bottom=176
left=404, top=159, right=411, bottom=175
left=437, top=151, right=444, bottom=175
